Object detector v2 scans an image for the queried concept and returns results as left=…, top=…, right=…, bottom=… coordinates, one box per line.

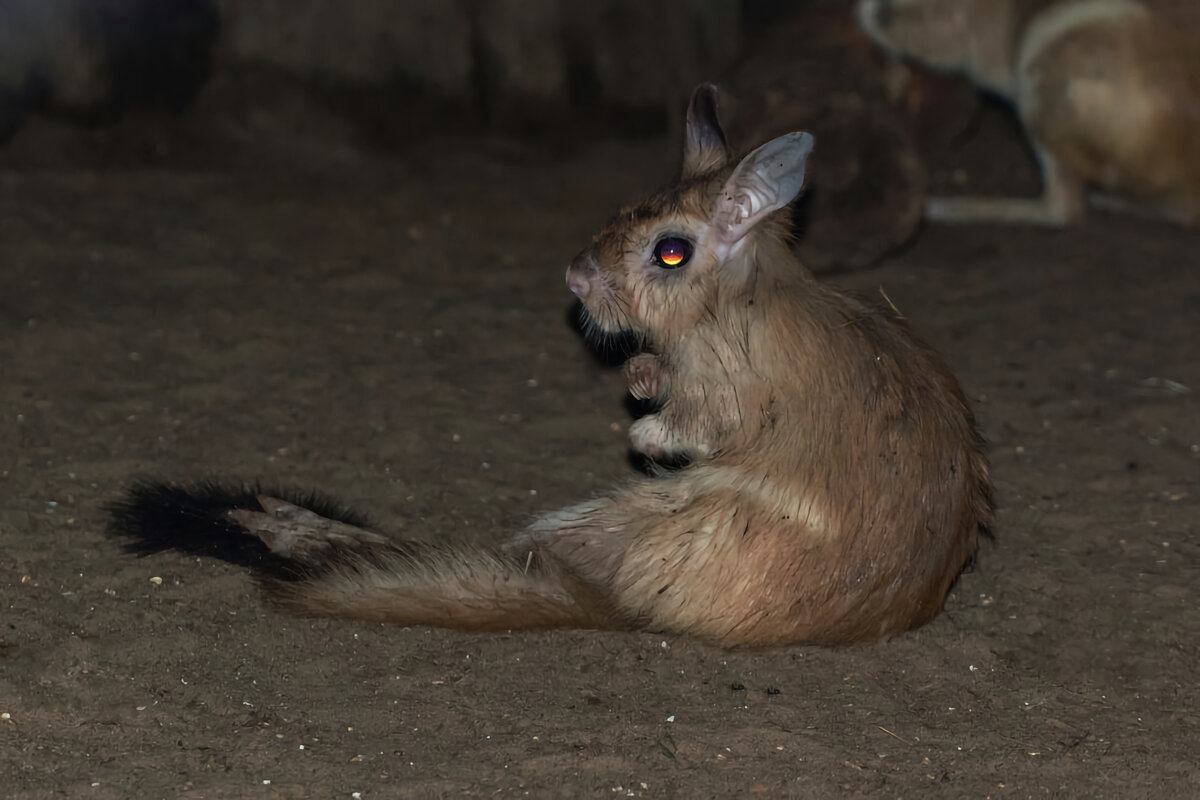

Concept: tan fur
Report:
left=236, top=86, right=991, bottom=647
left=857, top=0, right=1200, bottom=225
left=270, top=545, right=617, bottom=632
left=555, top=185, right=988, bottom=644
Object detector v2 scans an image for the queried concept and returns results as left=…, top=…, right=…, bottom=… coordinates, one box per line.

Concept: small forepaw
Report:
left=629, top=414, right=676, bottom=460
left=624, top=353, right=664, bottom=401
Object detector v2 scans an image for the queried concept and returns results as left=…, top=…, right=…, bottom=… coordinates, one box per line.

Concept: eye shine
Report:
left=653, top=237, right=693, bottom=268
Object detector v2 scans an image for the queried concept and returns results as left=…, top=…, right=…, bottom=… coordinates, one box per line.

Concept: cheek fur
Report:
left=629, top=280, right=660, bottom=328
left=631, top=271, right=711, bottom=338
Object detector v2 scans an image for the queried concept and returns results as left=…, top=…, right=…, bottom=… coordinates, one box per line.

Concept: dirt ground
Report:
left=2, top=94, right=1199, bottom=799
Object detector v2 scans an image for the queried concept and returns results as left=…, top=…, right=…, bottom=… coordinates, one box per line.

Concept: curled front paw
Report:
left=629, top=414, right=672, bottom=459
left=630, top=413, right=714, bottom=463
left=624, top=353, right=663, bottom=401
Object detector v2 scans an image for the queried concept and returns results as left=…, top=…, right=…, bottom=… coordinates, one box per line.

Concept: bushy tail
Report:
left=106, top=480, right=614, bottom=632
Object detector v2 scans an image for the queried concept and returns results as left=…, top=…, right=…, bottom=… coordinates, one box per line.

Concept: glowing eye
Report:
left=653, top=237, right=693, bottom=269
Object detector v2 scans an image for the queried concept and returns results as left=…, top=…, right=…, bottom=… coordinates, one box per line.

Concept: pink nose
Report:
left=566, top=265, right=591, bottom=299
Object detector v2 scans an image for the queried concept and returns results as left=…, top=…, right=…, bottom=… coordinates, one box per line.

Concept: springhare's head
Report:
left=566, top=84, right=814, bottom=346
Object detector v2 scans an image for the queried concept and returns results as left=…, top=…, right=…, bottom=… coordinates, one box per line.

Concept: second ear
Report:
left=712, top=131, right=815, bottom=250
left=682, top=83, right=731, bottom=179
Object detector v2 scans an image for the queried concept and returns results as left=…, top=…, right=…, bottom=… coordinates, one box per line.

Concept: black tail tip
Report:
left=104, top=478, right=369, bottom=569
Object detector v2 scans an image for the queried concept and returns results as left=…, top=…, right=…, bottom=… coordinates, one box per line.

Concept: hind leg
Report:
left=506, top=497, right=635, bottom=589
left=926, top=144, right=1086, bottom=226
left=229, top=495, right=391, bottom=560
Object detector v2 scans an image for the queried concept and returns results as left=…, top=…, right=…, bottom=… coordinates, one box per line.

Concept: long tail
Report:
left=106, top=480, right=615, bottom=632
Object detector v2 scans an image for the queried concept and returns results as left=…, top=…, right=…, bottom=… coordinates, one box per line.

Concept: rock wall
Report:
left=0, top=0, right=743, bottom=138
left=0, top=0, right=217, bottom=137
left=215, top=0, right=742, bottom=115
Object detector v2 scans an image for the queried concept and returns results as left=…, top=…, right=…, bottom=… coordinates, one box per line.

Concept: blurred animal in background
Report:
left=0, top=0, right=218, bottom=140
left=718, top=2, right=979, bottom=271
left=857, top=0, right=1200, bottom=226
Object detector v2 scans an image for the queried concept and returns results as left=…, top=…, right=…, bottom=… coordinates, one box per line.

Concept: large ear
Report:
left=710, top=131, right=814, bottom=252
left=682, top=84, right=731, bottom=179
